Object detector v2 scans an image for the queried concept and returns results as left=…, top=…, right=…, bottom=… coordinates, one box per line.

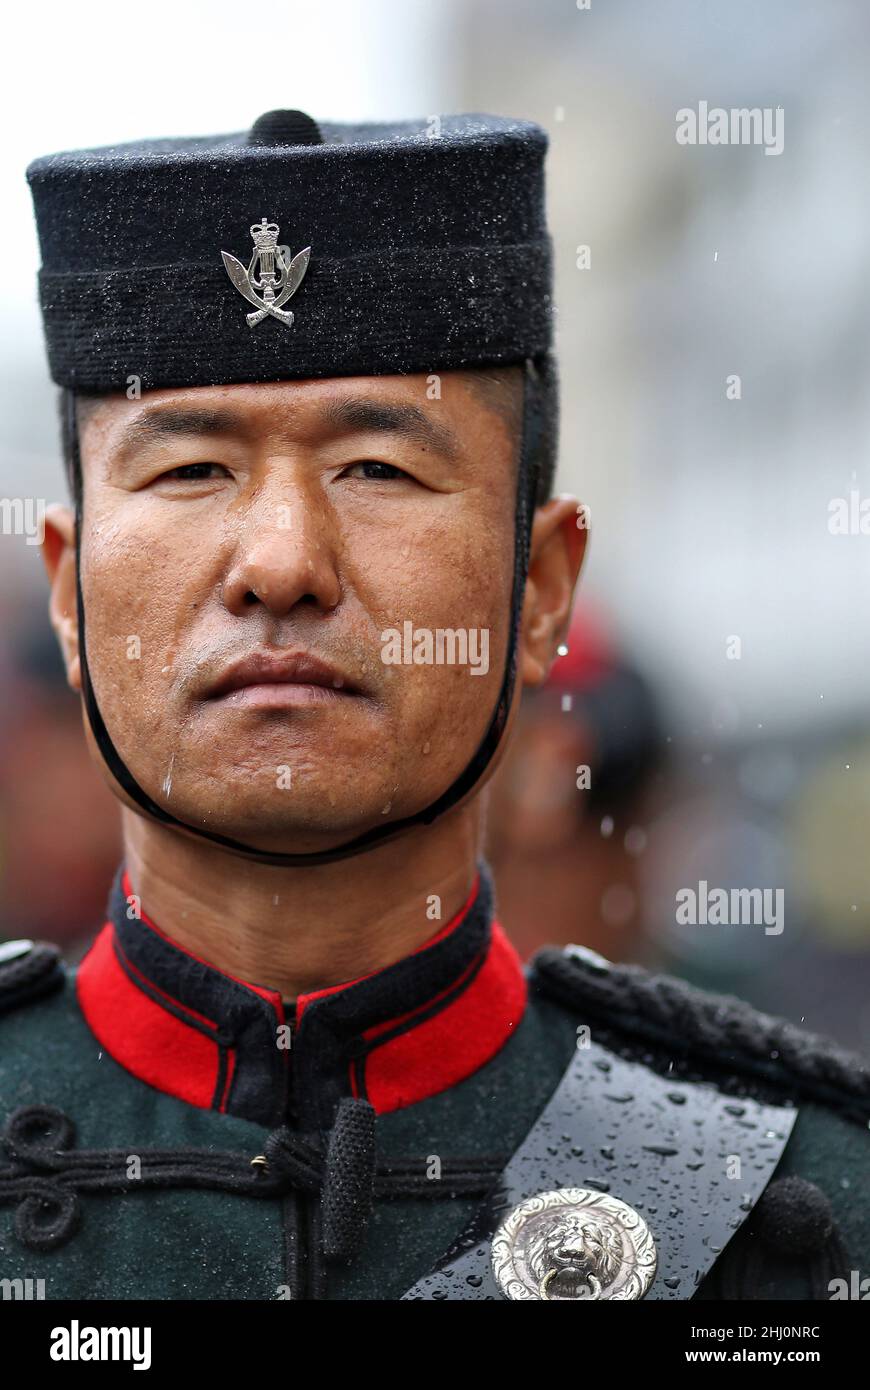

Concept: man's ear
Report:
left=41, top=502, right=81, bottom=691
left=520, top=495, right=588, bottom=687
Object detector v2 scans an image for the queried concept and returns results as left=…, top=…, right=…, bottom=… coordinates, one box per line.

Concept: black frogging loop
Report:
left=68, top=363, right=543, bottom=866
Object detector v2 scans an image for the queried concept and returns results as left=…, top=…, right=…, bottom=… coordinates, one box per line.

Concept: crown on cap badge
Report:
left=221, top=218, right=310, bottom=328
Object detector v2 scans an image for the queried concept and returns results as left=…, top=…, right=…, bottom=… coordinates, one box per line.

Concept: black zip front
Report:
left=277, top=1002, right=329, bottom=1298
left=280, top=1190, right=304, bottom=1298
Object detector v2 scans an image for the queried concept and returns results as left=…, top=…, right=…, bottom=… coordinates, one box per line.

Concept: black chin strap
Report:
left=70, top=362, right=543, bottom=866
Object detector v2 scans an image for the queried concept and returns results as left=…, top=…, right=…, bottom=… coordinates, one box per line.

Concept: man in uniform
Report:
left=1, top=108, right=867, bottom=1302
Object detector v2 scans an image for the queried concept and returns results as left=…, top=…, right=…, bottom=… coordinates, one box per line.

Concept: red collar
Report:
left=76, top=862, right=526, bottom=1128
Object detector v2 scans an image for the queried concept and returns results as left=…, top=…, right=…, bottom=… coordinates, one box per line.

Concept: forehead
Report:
left=78, top=371, right=514, bottom=460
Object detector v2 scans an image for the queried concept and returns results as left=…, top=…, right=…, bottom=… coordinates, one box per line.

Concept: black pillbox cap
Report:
left=26, top=109, right=554, bottom=393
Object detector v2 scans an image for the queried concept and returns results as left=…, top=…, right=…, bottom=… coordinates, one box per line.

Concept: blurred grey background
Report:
left=2, top=0, right=869, bottom=1052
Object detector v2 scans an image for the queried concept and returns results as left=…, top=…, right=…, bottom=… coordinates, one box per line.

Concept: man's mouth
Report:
left=204, top=650, right=365, bottom=709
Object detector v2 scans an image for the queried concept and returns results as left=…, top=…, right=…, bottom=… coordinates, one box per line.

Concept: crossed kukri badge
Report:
left=222, top=218, right=310, bottom=327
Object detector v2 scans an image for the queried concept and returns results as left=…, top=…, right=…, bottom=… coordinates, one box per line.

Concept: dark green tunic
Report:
left=1, top=862, right=867, bottom=1301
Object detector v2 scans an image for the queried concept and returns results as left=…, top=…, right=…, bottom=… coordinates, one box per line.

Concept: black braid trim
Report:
left=714, top=1177, right=853, bottom=1300
left=531, top=947, right=870, bottom=1127
left=0, top=1105, right=505, bottom=1253
left=0, top=943, right=65, bottom=1018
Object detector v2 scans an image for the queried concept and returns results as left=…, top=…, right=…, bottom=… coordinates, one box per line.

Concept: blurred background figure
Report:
left=0, top=600, right=120, bottom=951
left=486, top=605, right=661, bottom=963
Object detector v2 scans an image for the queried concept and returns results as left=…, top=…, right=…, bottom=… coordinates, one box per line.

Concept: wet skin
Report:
left=41, top=369, right=586, bottom=992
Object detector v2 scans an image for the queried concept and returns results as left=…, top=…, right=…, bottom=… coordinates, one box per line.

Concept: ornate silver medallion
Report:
left=491, top=1187, right=657, bottom=1301
left=221, top=218, right=310, bottom=328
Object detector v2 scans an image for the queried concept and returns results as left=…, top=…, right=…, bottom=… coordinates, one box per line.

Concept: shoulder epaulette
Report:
left=531, top=944, right=870, bottom=1126
left=0, top=939, right=65, bottom=1018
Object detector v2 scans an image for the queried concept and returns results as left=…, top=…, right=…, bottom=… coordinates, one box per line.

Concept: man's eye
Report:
left=342, top=460, right=408, bottom=481
left=158, top=463, right=227, bottom=482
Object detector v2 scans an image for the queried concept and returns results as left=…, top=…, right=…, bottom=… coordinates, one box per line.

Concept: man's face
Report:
left=67, top=371, right=520, bottom=853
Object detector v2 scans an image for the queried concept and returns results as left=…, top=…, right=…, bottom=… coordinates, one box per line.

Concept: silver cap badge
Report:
left=491, top=1187, right=657, bottom=1300
left=221, top=218, right=310, bottom=328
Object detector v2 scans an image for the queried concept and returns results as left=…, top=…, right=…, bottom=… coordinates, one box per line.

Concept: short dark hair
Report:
left=460, top=361, right=559, bottom=506
left=59, top=387, right=83, bottom=515
left=59, top=360, right=557, bottom=512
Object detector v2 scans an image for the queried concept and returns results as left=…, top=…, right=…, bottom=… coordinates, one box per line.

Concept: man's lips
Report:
left=204, top=650, right=364, bottom=707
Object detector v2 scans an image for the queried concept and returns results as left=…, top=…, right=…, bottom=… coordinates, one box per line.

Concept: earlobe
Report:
left=520, top=496, right=588, bottom=689
left=41, top=503, right=81, bottom=691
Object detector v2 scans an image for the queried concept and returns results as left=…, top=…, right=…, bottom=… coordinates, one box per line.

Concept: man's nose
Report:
left=220, top=474, right=343, bottom=617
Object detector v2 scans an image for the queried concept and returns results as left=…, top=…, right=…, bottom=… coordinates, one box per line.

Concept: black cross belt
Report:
left=401, top=1037, right=798, bottom=1300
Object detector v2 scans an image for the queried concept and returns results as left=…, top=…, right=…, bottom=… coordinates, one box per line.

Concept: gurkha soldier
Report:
left=1, top=109, right=868, bottom=1303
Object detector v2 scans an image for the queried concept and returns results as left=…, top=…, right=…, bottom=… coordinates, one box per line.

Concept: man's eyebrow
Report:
left=110, top=398, right=461, bottom=460
left=113, top=408, right=244, bottom=458
left=321, top=397, right=461, bottom=459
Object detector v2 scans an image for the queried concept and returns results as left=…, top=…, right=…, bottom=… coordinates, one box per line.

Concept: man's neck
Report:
left=120, top=805, right=484, bottom=999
